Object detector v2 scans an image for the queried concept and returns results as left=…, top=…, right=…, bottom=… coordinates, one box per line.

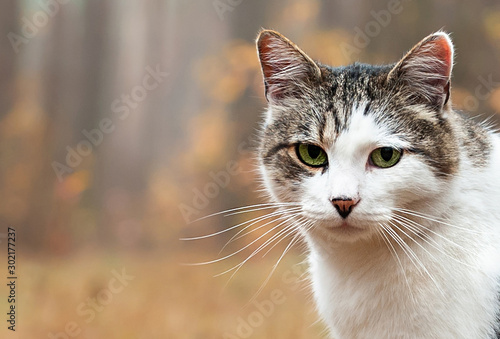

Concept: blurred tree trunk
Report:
left=93, top=0, right=149, bottom=247
left=23, top=3, right=68, bottom=251
left=0, top=2, right=18, bottom=120
left=79, top=0, right=112, bottom=246
left=23, top=1, right=110, bottom=251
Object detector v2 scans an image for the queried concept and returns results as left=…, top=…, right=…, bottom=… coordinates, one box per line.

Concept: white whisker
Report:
left=260, top=216, right=306, bottom=258
left=181, top=214, right=297, bottom=266
left=392, top=214, right=475, bottom=269
left=377, top=223, right=417, bottom=305
left=190, top=202, right=301, bottom=223
left=247, top=226, right=305, bottom=306
left=214, top=214, right=301, bottom=276
left=387, top=220, right=445, bottom=296
left=392, top=213, right=475, bottom=255
left=394, top=208, right=482, bottom=234
left=181, top=206, right=301, bottom=241
left=224, top=208, right=302, bottom=245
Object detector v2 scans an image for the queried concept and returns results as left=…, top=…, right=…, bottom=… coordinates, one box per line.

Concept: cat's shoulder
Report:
left=450, top=110, right=496, bottom=168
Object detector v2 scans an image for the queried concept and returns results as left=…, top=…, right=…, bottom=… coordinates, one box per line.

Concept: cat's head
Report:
left=256, top=30, right=459, bottom=244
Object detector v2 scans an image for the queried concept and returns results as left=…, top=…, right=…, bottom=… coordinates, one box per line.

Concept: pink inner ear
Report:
left=434, top=37, right=453, bottom=64
left=419, top=35, right=453, bottom=79
left=257, top=35, right=290, bottom=99
left=257, top=31, right=317, bottom=101
left=431, top=36, right=453, bottom=75
left=393, top=33, right=455, bottom=107
left=258, top=36, right=287, bottom=81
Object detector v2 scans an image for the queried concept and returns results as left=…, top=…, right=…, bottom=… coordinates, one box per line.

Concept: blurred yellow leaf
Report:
left=301, top=29, right=352, bottom=65
left=281, top=0, right=320, bottom=24
left=451, top=87, right=473, bottom=111
left=193, top=41, right=258, bottom=104
left=56, top=170, right=91, bottom=200
left=484, top=11, right=500, bottom=41
left=185, top=106, right=231, bottom=168
left=489, top=87, right=500, bottom=113
left=223, top=41, right=260, bottom=73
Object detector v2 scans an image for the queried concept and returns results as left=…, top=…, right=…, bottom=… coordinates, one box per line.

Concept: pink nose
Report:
left=331, top=197, right=360, bottom=219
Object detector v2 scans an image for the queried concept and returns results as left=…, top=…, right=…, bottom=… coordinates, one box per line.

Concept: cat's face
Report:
left=256, top=30, right=458, bottom=244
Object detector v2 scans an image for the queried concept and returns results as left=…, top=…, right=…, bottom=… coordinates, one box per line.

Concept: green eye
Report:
left=296, top=144, right=328, bottom=167
left=370, top=147, right=402, bottom=168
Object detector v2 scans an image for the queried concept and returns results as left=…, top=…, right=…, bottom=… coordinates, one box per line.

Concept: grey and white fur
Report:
left=256, top=29, right=500, bottom=338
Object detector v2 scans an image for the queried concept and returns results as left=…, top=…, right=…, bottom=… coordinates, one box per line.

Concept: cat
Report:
left=255, top=29, right=500, bottom=338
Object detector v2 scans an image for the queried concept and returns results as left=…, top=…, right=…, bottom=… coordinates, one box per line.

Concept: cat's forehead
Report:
left=292, top=63, right=397, bottom=139
left=266, top=64, right=400, bottom=143
left=306, top=63, right=394, bottom=131
left=322, top=101, right=409, bottom=154
left=325, top=63, right=393, bottom=100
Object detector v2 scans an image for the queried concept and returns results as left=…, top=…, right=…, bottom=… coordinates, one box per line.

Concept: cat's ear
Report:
left=388, top=32, right=454, bottom=110
left=256, top=29, right=321, bottom=103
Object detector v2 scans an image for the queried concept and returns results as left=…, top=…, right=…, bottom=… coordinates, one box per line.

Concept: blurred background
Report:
left=1, top=0, right=500, bottom=338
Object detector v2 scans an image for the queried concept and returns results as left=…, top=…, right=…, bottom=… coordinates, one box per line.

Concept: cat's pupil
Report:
left=308, top=145, right=321, bottom=159
left=380, top=147, right=393, bottom=161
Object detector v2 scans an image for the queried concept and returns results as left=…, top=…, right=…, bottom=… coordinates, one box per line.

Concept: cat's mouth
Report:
left=301, top=210, right=372, bottom=237
left=303, top=215, right=375, bottom=242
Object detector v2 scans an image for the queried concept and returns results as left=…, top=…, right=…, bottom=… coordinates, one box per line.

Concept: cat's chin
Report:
left=307, top=219, right=375, bottom=244
left=328, top=223, right=370, bottom=238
